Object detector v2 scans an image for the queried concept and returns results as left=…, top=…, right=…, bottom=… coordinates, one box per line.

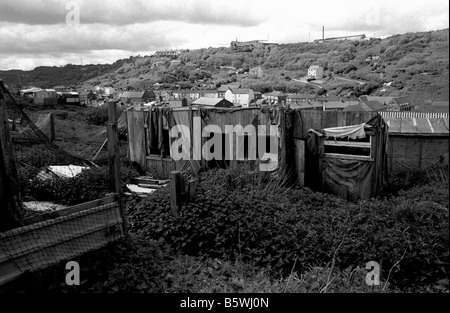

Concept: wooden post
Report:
left=0, top=81, right=23, bottom=230
left=107, top=101, right=128, bottom=234
left=188, top=179, right=196, bottom=200
left=49, top=112, right=55, bottom=142
left=170, top=170, right=182, bottom=215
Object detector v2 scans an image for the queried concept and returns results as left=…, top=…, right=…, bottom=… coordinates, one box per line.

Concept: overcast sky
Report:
left=0, top=0, right=448, bottom=70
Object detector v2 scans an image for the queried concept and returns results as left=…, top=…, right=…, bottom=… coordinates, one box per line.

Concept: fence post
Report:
left=49, top=112, right=55, bottom=142
left=107, top=101, right=128, bottom=235
left=0, top=81, right=23, bottom=230
left=170, top=170, right=182, bottom=215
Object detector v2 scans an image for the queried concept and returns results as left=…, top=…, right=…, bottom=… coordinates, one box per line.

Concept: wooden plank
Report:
left=49, top=113, right=55, bottom=142
left=294, top=139, right=305, bottom=186
left=324, top=141, right=371, bottom=148
left=108, top=102, right=127, bottom=235
left=0, top=202, right=124, bottom=287
left=22, top=195, right=115, bottom=225
left=170, top=171, right=182, bottom=215
left=324, top=153, right=374, bottom=162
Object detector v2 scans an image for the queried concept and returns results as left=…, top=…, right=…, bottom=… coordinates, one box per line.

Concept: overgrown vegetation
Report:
left=22, top=164, right=139, bottom=206
left=124, top=164, right=448, bottom=292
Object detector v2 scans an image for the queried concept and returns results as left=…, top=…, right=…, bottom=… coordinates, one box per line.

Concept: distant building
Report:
left=286, top=94, right=316, bottom=104
left=249, top=66, right=264, bottom=78
left=170, top=60, right=183, bottom=67
left=53, top=85, right=67, bottom=92
left=230, top=40, right=278, bottom=52
left=218, top=84, right=241, bottom=98
left=20, top=88, right=58, bottom=105
left=343, top=96, right=387, bottom=112
left=79, top=90, right=98, bottom=106
left=307, top=65, right=324, bottom=80
left=413, top=101, right=449, bottom=114
left=192, top=97, right=233, bottom=108
left=363, top=96, right=415, bottom=111
left=172, top=89, right=218, bottom=100
left=119, top=90, right=155, bottom=103
left=314, top=34, right=366, bottom=43
left=224, top=88, right=255, bottom=107
left=58, top=92, right=80, bottom=105
left=155, top=49, right=189, bottom=57
left=264, top=91, right=287, bottom=104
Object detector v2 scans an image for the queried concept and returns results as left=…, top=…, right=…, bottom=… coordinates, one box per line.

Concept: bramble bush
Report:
left=126, top=165, right=449, bottom=291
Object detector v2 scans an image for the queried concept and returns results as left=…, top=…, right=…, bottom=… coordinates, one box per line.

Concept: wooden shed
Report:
left=289, top=110, right=387, bottom=201
left=380, top=112, right=449, bottom=173
left=126, top=106, right=288, bottom=177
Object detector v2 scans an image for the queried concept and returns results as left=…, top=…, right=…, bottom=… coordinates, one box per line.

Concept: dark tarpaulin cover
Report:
left=306, top=115, right=388, bottom=200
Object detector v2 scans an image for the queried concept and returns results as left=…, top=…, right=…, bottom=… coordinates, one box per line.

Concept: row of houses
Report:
left=21, top=85, right=448, bottom=114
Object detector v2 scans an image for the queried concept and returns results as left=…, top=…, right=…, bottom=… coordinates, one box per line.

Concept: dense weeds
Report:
left=126, top=164, right=449, bottom=292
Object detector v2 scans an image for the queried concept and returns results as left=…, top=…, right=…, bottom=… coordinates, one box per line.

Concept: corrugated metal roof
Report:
left=383, top=116, right=449, bottom=135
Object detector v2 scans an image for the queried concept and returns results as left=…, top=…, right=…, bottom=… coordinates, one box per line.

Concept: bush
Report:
left=85, top=108, right=109, bottom=126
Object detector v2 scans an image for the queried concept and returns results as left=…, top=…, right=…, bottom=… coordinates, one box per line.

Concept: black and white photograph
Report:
left=0, top=0, right=448, bottom=305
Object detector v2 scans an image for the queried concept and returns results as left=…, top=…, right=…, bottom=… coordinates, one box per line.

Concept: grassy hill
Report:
left=1, top=29, right=448, bottom=103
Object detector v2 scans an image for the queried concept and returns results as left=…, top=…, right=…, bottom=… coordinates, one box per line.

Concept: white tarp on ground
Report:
left=259, top=153, right=278, bottom=172
left=46, top=165, right=88, bottom=178
left=323, top=123, right=368, bottom=139
left=126, top=184, right=157, bottom=194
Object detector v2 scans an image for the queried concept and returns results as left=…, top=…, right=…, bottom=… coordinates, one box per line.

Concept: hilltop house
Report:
left=224, top=88, right=255, bottom=107
left=307, top=65, right=324, bottom=80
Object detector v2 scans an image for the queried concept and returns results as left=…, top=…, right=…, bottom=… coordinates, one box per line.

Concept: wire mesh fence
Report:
left=0, top=81, right=127, bottom=288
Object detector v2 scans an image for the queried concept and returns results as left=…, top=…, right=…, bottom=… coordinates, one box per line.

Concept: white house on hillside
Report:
left=307, top=65, right=324, bottom=80
left=224, top=88, right=255, bottom=107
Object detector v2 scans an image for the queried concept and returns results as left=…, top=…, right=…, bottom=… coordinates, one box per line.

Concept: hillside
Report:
left=1, top=28, right=448, bottom=103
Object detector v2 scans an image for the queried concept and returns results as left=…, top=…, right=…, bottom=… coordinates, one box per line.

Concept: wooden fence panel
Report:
left=0, top=196, right=124, bottom=287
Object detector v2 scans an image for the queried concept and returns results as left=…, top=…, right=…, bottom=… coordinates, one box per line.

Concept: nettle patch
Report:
left=126, top=168, right=449, bottom=291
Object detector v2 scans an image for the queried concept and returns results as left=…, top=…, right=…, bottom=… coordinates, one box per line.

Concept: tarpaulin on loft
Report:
left=306, top=115, right=389, bottom=201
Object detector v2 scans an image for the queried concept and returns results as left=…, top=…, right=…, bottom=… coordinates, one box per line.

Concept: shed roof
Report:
left=192, top=97, right=233, bottom=107
left=120, top=91, right=145, bottom=98
left=229, top=88, right=253, bottom=94
left=383, top=116, right=449, bottom=135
